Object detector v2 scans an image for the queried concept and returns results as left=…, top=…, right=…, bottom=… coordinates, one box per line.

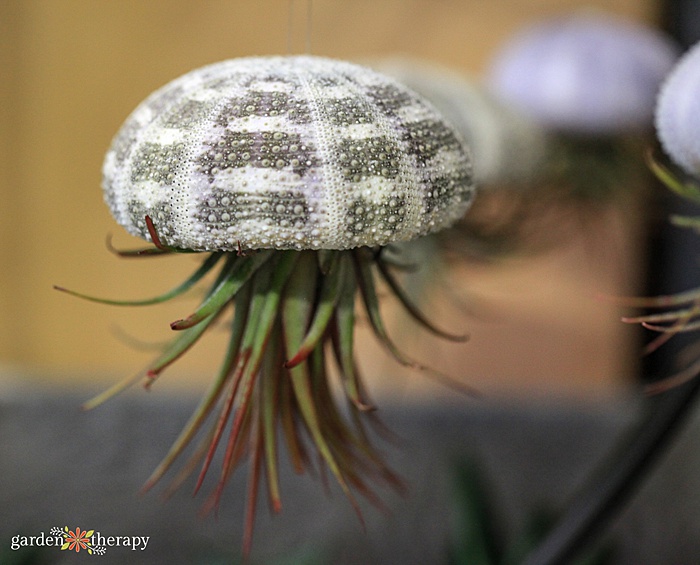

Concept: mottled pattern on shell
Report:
left=372, top=56, right=547, bottom=186
left=656, top=41, right=700, bottom=177
left=102, top=55, right=475, bottom=251
left=488, top=14, right=679, bottom=135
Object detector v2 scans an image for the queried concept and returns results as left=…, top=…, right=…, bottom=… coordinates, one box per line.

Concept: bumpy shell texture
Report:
left=656, top=41, right=700, bottom=177
left=102, top=55, right=475, bottom=251
left=488, top=14, right=679, bottom=135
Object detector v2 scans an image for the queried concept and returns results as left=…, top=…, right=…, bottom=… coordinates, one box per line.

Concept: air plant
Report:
left=56, top=55, right=476, bottom=555
left=487, top=12, right=679, bottom=201
left=513, top=35, right=700, bottom=565
left=619, top=40, right=700, bottom=393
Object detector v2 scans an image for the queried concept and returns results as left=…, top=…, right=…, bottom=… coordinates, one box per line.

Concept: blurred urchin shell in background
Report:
left=371, top=57, right=548, bottom=186
left=656, top=41, right=700, bottom=177
left=488, top=13, right=679, bottom=136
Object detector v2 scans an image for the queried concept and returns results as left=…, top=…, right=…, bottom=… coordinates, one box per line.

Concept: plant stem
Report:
left=520, top=375, right=700, bottom=565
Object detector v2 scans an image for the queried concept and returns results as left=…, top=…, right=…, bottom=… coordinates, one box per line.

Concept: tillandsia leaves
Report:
left=645, top=151, right=700, bottom=231
left=53, top=251, right=224, bottom=307
left=614, top=152, right=700, bottom=393
left=58, top=235, right=476, bottom=556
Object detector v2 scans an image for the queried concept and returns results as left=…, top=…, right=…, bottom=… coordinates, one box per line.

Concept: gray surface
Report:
left=1, top=388, right=700, bottom=564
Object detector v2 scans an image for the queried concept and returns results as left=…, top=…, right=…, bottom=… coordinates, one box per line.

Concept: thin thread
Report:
left=287, top=0, right=294, bottom=54
left=286, top=0, right=313, bottom=54
left=305, top=0, right=313, bottom=54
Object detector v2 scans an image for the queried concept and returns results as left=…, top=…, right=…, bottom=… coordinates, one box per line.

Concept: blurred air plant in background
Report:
left=620, top=39, right=700, bottom=394
left=487, top=12, right=679, bottom=203
left=369, top=13, right=680, bottom=264
left=517, top=30, right=700, bottom=565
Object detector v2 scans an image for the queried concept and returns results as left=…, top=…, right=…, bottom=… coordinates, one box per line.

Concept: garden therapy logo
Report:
left=53, top=526, right=105, bottom=555
left=10, top=526, right=150, bottom=555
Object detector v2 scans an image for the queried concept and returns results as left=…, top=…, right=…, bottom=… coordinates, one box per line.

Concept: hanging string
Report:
left=305, top=0, right=313, bottom=54
left=287, top=0, right=294, bottom=54
left=287, top=0, right=313, bottom=54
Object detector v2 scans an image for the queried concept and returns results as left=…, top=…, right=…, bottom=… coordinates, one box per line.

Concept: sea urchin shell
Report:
left=488, top=13, right=679, bottom=135
left=102, top=55, right=474, bottom=251
left=656, top=41, right=700, bottom=178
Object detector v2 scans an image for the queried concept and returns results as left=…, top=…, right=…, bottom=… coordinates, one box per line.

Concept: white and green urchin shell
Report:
left=488, top=13, right=679, bottom=136
left=102, top=55, right=475, bottom=251
left=656, top=41, right=700, bottom=178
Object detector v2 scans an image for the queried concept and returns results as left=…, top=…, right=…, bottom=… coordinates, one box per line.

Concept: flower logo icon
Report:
left=62, top=527, right=93, bottom=552
left=53, top=526, right=105, bottom=555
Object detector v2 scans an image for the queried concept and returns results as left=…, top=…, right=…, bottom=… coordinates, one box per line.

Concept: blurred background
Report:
left=0, top=0, right=663, bottom=400
left=6, top=2, right=700, bottom=564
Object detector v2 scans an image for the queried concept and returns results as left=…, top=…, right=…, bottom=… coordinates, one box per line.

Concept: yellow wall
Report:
left=0, top=1, right=660, bottom=396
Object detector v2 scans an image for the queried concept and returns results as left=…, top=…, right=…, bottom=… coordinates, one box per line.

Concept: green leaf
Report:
left=330, top=259, right=372, bottom=411
left=375, top=254, right=467, bottom=342
left=54, top=252, right=223, bottom=306
left=171, top=251, right=274, bottom=329
left=142, top=283, right=253, bottom=491
left=282, top=252, right=361, bottom=517
left=352, top=249, right=479, bottom=398
left=647, top=151, right=700, bottom=204
left=285, top=251, right=343, bottom=368
left=448, top=461, right=501, bottom=565
left=670, top=214, right=700, bottom=233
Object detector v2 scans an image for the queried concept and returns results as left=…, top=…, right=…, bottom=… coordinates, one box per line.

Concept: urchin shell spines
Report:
left=102, top=55, right=475, bottom=252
